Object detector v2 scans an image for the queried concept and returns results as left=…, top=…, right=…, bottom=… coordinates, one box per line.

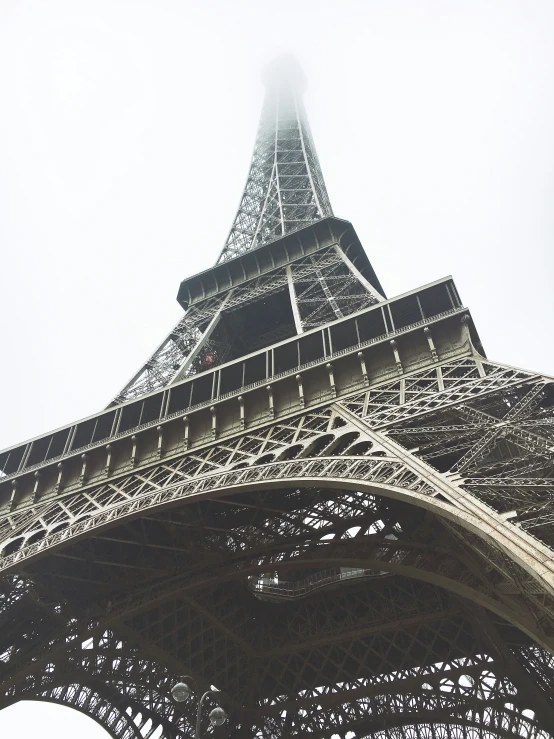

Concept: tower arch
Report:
left=0, top=56, right=553, bottom=738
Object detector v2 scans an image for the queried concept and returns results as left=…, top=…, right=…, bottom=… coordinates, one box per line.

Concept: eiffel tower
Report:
left=1, top=55, right=554, bottom=739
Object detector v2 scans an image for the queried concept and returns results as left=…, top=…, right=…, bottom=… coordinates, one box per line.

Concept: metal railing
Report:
left=249, top=567, right=381, bottom=600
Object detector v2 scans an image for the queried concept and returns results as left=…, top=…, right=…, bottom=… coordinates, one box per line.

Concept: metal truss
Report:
left=112, top=242, right=380, bottom=403
left=3, top=57, right=554, bottom=739
left=289, top=247, right=380, bottom=330
left=3, top=571, right=550, bottom=738
left=110, top=295, right=227, bottom=405
left=216, top=56, right=332, bottom=264
left=40, top=681, right=180, bottom=739
left=2, top=353, right=554, bottom=737
left=110, top=58, right=351, bottom=405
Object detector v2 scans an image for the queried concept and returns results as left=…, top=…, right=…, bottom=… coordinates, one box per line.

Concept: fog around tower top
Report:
left=262, top=54, right=308, bottom=94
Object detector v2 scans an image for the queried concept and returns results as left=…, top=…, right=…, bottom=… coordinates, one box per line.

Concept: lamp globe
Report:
left=171, top=682, right=191, bottom=702
left=209, top=706, right=227, bottom=726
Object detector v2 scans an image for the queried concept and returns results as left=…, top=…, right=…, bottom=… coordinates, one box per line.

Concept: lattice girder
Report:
left=111, top=217, right=385, bottom=404
left=1, top=571, right=552, bottom=737
left=2, top=56, right=554, bottom=739
left=218, top=56, right=332, bottom=263
left=2, top=350, right=554, bottom=735
left=3, top=376, right=549, bottom=736
left=2, top=434, right=554, bottom=637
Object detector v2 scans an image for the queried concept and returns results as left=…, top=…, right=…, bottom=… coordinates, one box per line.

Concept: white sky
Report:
left=0, top=1, right=553, bottom=736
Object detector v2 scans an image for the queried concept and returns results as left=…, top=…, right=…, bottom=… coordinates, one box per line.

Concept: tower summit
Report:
left=110, top=56, right=384, bottom=404
left=1, top=58, right=554, bottom=739
left=219, top=55, right=332, bottom=262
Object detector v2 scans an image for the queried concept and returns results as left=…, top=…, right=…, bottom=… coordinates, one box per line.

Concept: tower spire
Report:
left=217, top=55, right=333, bottom=263
left=109, top=57, right=374, bottom=405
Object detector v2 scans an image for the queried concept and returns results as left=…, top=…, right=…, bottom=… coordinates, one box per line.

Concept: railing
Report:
left=249, top=567, right=382, bottom=600
left=0, top=304, right=466, bottom=485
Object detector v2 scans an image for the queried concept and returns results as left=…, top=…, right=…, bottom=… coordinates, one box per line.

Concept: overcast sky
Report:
left=1, top=1, right=554, bottom=736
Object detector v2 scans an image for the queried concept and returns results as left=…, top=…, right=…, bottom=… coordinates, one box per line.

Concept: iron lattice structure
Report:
left=1, top=57, right=554, bottom=739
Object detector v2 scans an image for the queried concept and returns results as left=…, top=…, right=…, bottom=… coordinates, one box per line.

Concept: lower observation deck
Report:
left=0, top=275, right=477, bottom=515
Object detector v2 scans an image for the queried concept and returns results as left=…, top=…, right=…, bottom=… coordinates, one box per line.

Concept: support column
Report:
left=468, top=603, right=554, bottom=735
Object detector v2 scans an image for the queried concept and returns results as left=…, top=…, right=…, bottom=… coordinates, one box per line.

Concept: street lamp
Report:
left=171, top=676, right=227, bottom=737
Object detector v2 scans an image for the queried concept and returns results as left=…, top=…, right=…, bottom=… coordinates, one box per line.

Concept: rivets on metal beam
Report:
left=54, top=462, right=64, bottom=493
left=326, top=363, right=337, bottom=398
left=460, top=313, right=472, bottom=348
left=423, top=327, right=439, bottom=362
left=296, top=374, right=305, bottom=408
left=390, top=340, right=403, bottom=374
left=8, top=480, right=18, bottom=512
left=79, top=454, right=88, bottom=485
left=31, top=471, right=41, bottom=504
left=238, top=396, right=245, bottom=430
left=357, top=351, right=369, bottom=387
left=210, top=407, right=217, bottom=440
left=266, top=385, right=275, bottom=418
left=105, top=444, right=112, bottom=476
left=182, top=416, right=190, bottom=450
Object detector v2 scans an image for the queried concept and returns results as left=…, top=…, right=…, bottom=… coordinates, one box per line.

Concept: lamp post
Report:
left=171, top=676, right=227, bottom=737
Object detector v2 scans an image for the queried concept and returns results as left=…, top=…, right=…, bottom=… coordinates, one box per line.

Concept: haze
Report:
left=0, top=1, right=553, bottom=736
